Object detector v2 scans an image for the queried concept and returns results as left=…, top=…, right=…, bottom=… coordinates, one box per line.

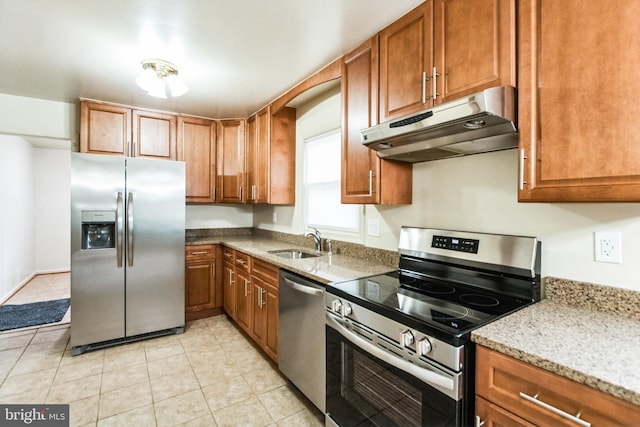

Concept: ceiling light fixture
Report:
left=136, top=59, right=188, bottom=98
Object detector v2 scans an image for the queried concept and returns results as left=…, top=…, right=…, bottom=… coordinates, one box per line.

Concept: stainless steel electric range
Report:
left=325, top=227, right=541, bottom=427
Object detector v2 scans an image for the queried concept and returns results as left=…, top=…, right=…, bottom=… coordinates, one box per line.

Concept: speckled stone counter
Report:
left=472, top=277, right=640, bottom=406
left=185, top=228, right=396, bottom=284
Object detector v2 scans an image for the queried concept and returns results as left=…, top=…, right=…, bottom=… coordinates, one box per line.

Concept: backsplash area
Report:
left=186, top=227, right=399, bottom=267
left=545, top=277, right=640, bottom=320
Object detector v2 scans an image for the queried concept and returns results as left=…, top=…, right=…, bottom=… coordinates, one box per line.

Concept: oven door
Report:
left=326, top=314, right=465, bottom=427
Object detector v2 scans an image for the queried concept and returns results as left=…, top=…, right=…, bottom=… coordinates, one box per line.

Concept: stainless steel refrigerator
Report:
left=70, top=153, right=185, bottom=355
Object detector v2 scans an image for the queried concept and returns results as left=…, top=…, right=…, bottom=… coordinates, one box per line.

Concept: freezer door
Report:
left=124, top=157, right=185, bottom=336
left=70, top=153, right=126, bottom=347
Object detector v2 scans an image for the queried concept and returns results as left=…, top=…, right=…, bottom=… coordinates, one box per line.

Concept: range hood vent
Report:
left=361, top=86, right=517, bottom=163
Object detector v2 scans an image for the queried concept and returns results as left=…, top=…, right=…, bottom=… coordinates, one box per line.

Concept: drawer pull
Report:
left=190, top=251, right=208, bottom=255
left=519, top=392, right=591, bottom=427
left=236, top=259, right=246, bottom=265
left=224, top=252, right=233, bottom=258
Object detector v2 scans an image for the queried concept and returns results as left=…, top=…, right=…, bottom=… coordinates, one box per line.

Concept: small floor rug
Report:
left=0, top=298, right=70, bottom=331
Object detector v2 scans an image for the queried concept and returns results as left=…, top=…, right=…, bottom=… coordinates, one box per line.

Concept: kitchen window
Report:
left=304, top=129, right=360, bottom=233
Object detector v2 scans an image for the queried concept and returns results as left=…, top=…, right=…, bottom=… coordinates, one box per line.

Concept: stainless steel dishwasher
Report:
left=279, top=269, right=326, bottom=412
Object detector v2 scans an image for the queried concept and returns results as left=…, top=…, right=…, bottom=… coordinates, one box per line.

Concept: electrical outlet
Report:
left=595, top=232, right=622, bottom=263
left=272, top=210, right=277, bottom=223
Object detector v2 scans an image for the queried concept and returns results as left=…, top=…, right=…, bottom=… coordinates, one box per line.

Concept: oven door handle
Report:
left=326, top=313, right=455, bottom=391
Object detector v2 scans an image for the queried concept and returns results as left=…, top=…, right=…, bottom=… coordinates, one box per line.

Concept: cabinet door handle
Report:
left=229, top=270, right=234, bottom=285
left=519, top=149, right=526, bottom=190
left=432, top=67, right=440, bottom=101
left=474, top=416, right=485, bottom=427
left=190, top=251, right=208, bottom=255
left=244, top=278, right=249, bottom=296
left=257, top=287, right=266, bottom=307
left=519, top=392, right=591, bottom=427
left=368, top=170, right=373, bottom=196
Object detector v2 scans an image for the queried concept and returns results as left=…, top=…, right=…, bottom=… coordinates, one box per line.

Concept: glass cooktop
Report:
left=327, top=271, right=531, bottom=338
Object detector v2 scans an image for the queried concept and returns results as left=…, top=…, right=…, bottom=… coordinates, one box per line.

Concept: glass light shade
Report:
left=136, top=68, right=159, bottom=92
left=136, top=61, right=188, bottom=98
left=165, top=74, right=189, bottom=97
left=147, top=79, right=167, bottom=98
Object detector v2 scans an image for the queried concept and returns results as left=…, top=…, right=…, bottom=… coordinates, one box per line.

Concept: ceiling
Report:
left=0, top=0, right=423, bottom=119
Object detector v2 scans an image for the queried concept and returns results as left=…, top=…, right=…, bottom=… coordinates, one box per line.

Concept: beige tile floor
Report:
left=4, top=272, right=71, bottom=327
left=0, top=274, right=324, bottom=426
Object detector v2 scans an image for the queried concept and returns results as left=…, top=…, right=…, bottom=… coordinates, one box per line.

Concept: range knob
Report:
left=401, top=330, right=414, bottom=348
left=331, top=299, right=343, bottom=314
left=342, top=303, right=353, bottom=316
left=417, top=338, right=433, bottom=356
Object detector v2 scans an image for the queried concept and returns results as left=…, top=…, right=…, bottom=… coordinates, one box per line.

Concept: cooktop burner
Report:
left=327, top=270, right=532, bottom=339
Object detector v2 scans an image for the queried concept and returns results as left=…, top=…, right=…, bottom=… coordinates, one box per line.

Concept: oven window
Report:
left=346, top=349, right=422, bottom=426
left=327, top=326, right=461, bottom=427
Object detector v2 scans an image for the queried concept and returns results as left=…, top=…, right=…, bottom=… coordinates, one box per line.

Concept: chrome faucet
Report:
left=304, top=226, right=322, bottom=253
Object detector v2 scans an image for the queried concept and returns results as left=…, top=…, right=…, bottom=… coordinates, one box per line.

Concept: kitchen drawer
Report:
left=476, top=345, right=640, bottom=427
left=185, top=244, right=216, bottom=261
left=222, top=247, right=235, bottom=263
left=252, top=258, right=279, bottom=286
left=235, top=251, right=251, bottom=273
left=475, top=396, right=534, bottom=427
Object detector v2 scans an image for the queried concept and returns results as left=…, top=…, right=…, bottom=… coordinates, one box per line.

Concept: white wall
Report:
left=34, top=147, right=71, bottom=273
left=369, top=150, right=640, bottom=291
left=186, top=205, right=253, bottom=229
left=256, top=90, right=640, bottom=292
left=254, top=85, right=347, bottom=238
left=0, top=93, right=78, bottom=149
left=0, top=135, right=36, bottom=300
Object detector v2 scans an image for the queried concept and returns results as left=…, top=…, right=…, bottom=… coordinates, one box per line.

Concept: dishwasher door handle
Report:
left=283, top=277, right=324, bottom=297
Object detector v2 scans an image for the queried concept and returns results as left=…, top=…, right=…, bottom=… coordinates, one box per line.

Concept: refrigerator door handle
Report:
left=127, top=192, right=134, bottom=267
left=116, top=192, right=124, bottom=267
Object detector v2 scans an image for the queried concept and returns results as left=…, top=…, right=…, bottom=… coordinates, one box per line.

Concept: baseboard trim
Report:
left=0, top=272, right=37, bottom=305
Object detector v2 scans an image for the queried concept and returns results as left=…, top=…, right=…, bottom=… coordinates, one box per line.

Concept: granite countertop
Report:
left=188, top=235, right=395, bottom=284
left=472, top=278, right=640, bottom=406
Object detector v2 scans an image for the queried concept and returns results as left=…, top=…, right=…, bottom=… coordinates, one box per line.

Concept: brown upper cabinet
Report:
left=379, top=0, right=516, bottom=122
left=518, top=0, right=640, bottom=202
left=246, top=106, right=296, bottom=204
left=177, top=116, right=217, bottom=203
left=341, top=36, right=412, bottom=205
left=80, top=100, right=177, bottom=160
left=216, top=119, right=246, bottom=203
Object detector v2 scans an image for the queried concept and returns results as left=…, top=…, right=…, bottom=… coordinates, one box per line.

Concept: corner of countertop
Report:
left=472, top=277, right=640, bottom=406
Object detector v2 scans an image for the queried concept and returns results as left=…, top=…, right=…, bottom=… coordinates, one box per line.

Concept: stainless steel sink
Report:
left=268, top=249, right=320, bottom=259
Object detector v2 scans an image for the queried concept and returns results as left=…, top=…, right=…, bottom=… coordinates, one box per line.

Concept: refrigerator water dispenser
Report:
left=81, top=210, right=116, bottom=250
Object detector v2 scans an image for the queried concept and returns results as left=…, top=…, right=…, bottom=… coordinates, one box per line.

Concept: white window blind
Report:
left=304, top=130, right=360, bottom=232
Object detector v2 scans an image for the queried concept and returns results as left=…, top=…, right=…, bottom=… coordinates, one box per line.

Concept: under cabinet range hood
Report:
left=361, top=86, right=517, bottom=163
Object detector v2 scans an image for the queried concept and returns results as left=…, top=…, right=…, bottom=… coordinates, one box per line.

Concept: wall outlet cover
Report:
left=594, top=231, right=622, bottom=263
left=367, top=219, right=380, bottom=237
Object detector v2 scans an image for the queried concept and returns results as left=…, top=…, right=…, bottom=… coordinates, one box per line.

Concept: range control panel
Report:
left=432, top=235, right=479, bottom=254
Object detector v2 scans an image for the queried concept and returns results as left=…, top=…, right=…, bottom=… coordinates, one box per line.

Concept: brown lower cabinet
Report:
left=184, top=245, right=223, bottom=321
left=222, top=247, right=279, bottom=362
left=476, top=345, right=640, bottom=427
left=250, top=258, right=279, bottom=362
